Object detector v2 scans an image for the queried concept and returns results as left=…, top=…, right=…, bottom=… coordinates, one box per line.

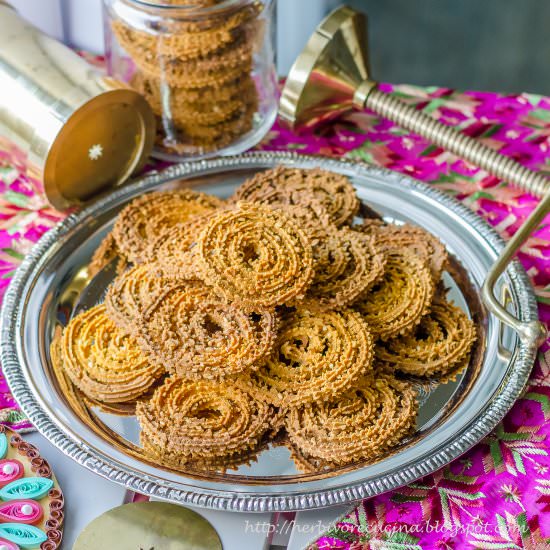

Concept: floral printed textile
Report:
left=1, top=65, right=550, bottom=545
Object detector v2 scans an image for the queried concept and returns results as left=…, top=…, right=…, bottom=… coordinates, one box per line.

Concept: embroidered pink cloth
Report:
left=1, top=78, right=549, bottom=547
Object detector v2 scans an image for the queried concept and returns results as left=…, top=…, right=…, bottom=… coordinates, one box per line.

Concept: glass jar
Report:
left=104, top=0, right=277, bottom=160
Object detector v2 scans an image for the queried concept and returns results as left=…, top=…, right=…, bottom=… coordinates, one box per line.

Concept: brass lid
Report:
left=279, top=5, right=371, bottom=130
left=73, top=501, right=222, bottom=550
left=43, top=88, right=155, bottom=210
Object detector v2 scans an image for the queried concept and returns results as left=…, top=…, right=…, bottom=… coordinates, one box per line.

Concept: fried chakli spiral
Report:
left=307, top=228, right=385, bottom=310
left=104, top=264, right=176, bottom=334
left=285, top=371, right=418, bottom=470
left=138, top=37, right=254, bottom=88
left=148, top=214, right=215, bottom=279
left=136, top=74, right=257, bottom=127
left=354, top=249, right=434, bottom=340
left=134, top=72, right=254, bottom=108
left=242, top=306, right=374, bottom=407
left=112, top=190, right=222, bottom=264
left=58, top=305, right=164, bottom=403
left=197, top=202, right=314, bottom=307
left=88, top=232, right=121, bottom=277
left=112, top=3, right=259, bottom=62
left=136, top=377, right=273, bottom=469
left=139, top=281, right=278, bottom=379
left=360, top=221, right=448, bottom=282
left=376, top=298, right=477, bottom=377
left=232, top=167, right=360, bottom=226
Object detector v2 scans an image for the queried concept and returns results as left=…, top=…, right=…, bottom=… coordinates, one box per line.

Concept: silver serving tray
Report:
left=0, top=152, right=539, bottom=512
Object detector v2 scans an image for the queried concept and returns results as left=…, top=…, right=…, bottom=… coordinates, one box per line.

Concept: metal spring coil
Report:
left=366, top=88, right=549, bottom=198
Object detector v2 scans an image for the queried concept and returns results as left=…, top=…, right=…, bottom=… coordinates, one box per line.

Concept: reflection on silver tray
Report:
left=0, top=152, right=539, bottom=511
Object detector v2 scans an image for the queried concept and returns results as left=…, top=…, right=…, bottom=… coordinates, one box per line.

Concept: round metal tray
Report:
left=0, top=152, right=539, bottom=512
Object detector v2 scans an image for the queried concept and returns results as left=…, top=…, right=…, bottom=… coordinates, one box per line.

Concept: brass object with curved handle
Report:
left=481, top=192, right=549, bottom=345
left=280, top=5, right=549, bottom=346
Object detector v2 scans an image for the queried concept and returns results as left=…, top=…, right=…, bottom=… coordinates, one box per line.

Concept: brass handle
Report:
left=357, top=82, right=548, bottom=345
left=358, top=82, right=550, bottom=198
left=481, top=192, right=549, bottom=345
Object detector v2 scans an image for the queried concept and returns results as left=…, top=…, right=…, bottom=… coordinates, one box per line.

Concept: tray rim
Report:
left=0, top=151, right=540, bottom=512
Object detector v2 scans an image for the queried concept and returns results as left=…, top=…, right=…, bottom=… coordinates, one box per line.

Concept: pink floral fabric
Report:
left=1, top=66, right=550, bottom=545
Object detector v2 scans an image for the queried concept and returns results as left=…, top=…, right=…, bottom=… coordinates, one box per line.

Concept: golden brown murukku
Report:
left=171, top=95, right=254, bottom=126
left=151, top=216, right=211, bottom=253
left=276, top=203, right=333, bottom=237
left=136, top=377, right=273, bottom=469
left=139, top=281, right=278, bottom=379
left=88, top=232, right=121, bottom=277
left=173, top=95, right=257, bottom=140
left=137, top=36, right=254, bottom=88
left=104, top=264, right=177, bottom=333
left=153, top=94, right=257, bottom=154
left=112, top=3, right=259, bottom=62
left=197, top=202, right=314, bottom=307
left=112, top=190, right=222, bottom=264
left=240, top=306, right=374, bottom=407
left=232, top=167, right=360, bottom=226
left=306, top=228, right=385, bottom=310
left=359, top=221, right=448, bottom=282
left=58, top=305, right=164, bottom=403
left=133, top=72, right=255, bottom=107
left=51, top=327, right=143, bottom=416
left=138, top=75, right=257, bottom=125
left=354, top=249, right=434, bottom=340
left=376, top=297, right=477, bottom=377
left=285, top=371, right=417, bottom=470
left=50, top=328, right=88, bottom=409
left=147, top=214, right=214, bottom=279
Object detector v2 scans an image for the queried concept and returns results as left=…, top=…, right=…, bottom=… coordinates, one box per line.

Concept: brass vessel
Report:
left=0, top=2, right=155, bottom=209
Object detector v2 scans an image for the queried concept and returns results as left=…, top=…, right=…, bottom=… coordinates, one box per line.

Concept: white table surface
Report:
left=25, top=432, right=350, bottom=549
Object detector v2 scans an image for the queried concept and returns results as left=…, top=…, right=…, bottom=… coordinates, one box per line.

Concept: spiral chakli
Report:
left=112, top=190, right=222, bottom=264
left=243, top=306, right=374, bottom=407
left=307, top=228, right=386, bottom=310
left=173, top=95, right=258, bottom=140
left=135, top=73, right=257, bottom=123
left=136, top=377, right=273, bottom=469
left=354, top=249, right=434, bottom=340
left=59, top=305, right=164, bottom=403
left=139, top=281, right=278, bottom=379
left=285, top=372, right=418, bottom=470
left=134, top=72, right=255, bottom=110
left=104, top=264, right=177, bottom=334
left=148, top=214, right=215, bottom=279
left=111, top=3, right=260, bottom=62
left=376, top=297, right=477, bottom=377
left=360, top=220, right=448, bottom=282
left=88, top=232, right=123, bottom=277
left=197, top=202, right=314, bottom=307
left=232, top=167, right=360, bottom=226
left=137, top=35, right=254, bottom=89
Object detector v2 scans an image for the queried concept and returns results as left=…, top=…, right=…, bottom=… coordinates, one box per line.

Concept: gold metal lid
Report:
left=0, top=4, right=156, bottom=210
left=73, top=501, right=222, bottom=550
left=279, top=5, right=371, bottom=130
left=43, top=88, right=155, bottom=210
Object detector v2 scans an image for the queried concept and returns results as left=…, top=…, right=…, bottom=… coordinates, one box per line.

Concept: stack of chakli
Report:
left=110, top=0, right=263, bottom=154
left=53, top=167, right=477, bottom=473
